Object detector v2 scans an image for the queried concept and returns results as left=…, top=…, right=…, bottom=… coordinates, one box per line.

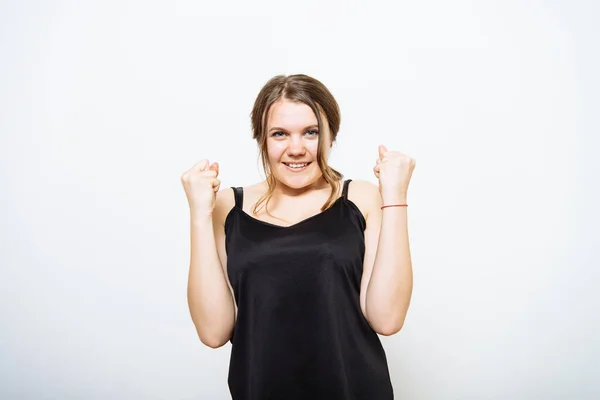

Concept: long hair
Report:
left=250, top=74, right=343, bottom=215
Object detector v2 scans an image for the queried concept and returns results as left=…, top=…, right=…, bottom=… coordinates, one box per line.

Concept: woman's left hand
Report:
left=373, top=144, right=416, bottom=203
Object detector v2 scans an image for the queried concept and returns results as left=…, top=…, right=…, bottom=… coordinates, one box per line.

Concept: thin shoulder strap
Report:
left=231, top=186, right=244, bottom=209
left=342, top=179, right=352, bottom=200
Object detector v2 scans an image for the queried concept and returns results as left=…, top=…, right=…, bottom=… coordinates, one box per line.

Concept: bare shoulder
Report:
left=213, top=187, right=236, bottom=226
left=346, top=179, right=382, bottom=219
left=214, top=181, right=265, bottom=223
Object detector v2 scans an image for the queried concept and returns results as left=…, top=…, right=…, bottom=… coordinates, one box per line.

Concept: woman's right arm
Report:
left=182, top=161, right=236, bottom=348
left=187, top=188, right=236, bottom=348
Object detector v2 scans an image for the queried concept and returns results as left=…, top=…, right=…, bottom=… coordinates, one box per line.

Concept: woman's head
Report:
left=250, top=74, right=343, bottom=213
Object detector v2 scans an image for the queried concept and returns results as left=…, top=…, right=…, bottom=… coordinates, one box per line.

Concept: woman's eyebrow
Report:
left=268, top=124, right=319, bottom=132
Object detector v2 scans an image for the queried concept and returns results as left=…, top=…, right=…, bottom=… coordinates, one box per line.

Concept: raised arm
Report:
left=358, top=145, right=416, bottom=335
left=181, top=160, right=236, bottom=348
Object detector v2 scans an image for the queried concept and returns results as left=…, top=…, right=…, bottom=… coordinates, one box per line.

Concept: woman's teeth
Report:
left=284, top=162, right=310, bottom=169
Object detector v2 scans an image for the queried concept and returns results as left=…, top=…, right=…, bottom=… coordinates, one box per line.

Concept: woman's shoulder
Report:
left=214, top=182, right=265, bottom=224
left=346, top=179, right=381, bottom=219
left=346, top=179, right=380, bottom=201
left=213, top=188, right=235, bottom=226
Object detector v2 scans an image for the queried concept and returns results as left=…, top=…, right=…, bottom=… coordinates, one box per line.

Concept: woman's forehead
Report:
left=267, top=100, right=320, bottom=129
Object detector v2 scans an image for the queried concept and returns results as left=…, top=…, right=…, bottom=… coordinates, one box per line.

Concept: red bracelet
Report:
left=381, top=204, right=408, bottom=209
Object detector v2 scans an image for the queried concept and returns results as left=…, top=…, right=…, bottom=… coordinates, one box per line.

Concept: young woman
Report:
left=181, top=74, right=415, bottom=399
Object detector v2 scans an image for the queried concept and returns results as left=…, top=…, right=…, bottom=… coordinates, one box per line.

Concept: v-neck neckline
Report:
left=236, top=196, right=345, bottom=229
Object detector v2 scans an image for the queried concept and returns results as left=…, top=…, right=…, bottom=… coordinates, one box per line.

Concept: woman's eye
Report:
left=271, top=130, right=318, bottom=137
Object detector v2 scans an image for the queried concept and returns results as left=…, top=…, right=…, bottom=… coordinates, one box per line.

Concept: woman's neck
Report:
left=270, top=176, right=331, bottom=199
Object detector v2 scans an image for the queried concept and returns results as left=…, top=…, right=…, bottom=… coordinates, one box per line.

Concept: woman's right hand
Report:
left=180, top=160, right=221, bottom=215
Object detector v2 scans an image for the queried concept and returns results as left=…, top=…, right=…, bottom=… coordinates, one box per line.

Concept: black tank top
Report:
left=224, top=179, right=394, bottom=400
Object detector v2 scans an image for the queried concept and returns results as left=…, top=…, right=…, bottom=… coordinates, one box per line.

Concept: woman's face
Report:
left=265, top=99, right=331, bottom=190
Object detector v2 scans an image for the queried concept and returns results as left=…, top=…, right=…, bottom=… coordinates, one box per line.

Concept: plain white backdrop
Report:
left=1, top=0, right=599, bottom=398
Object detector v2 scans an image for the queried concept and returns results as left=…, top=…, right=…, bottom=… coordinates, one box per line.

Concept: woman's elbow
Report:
left=193, top=324, right=232, bottom=349
left=201, top=337, right=228, bottom=349
left=369, top=313, right=406, bottom=336
left=376, top=322, right=404, bottom=336
left=198, top=332, right=230, bottom=349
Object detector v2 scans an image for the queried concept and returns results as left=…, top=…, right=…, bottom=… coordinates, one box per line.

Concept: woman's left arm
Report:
left=359, top=145, right=416, bottom=336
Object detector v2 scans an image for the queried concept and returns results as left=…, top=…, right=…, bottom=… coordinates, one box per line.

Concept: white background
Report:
left=1, top=0, right=599, bottom=399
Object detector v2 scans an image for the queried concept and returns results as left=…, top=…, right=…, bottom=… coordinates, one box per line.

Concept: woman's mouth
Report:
left=282, top=162, right=312, bottom=171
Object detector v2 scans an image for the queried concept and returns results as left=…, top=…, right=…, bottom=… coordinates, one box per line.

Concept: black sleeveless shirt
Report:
left=224, top=180, right=394, bottom=400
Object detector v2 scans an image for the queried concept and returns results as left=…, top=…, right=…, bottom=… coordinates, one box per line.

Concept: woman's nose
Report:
left=287, top=137, right=306, bottom=156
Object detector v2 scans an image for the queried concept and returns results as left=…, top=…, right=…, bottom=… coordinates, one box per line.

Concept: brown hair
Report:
left=250, top=74, right=343, bottom=215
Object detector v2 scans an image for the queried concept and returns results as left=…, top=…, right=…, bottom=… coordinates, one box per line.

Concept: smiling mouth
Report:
left=282, top=162, right=312, bottom=169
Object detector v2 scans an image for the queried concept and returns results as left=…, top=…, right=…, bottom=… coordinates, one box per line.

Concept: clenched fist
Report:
left=181, top=160, right=221, bottom=214
left=373, top=145, right=416, bottom=203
